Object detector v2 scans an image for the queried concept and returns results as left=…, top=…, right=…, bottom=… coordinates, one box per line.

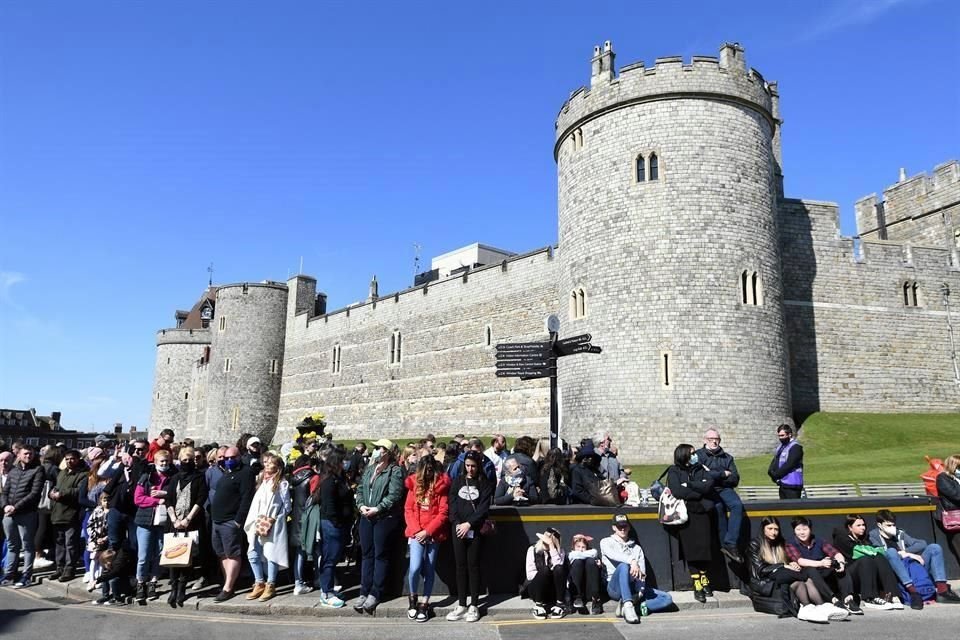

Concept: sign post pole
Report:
left=549, top=330, right=559, bottom=450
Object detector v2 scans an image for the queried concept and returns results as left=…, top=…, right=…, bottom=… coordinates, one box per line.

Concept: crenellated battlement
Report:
left=156, top=327, right=211, bottom=346
left=555, top=41, right=777, bottom=156
left=856, top=160, right=960, bottom=239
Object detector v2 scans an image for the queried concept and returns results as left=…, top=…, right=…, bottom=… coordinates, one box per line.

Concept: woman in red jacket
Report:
left=404, top=455, right=450, bottom=622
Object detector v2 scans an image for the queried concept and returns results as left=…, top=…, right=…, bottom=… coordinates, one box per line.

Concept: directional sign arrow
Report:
left=496, top=369, right=553, bottom=378
left=588, top=345, right=602, bottom=354
left=555, top=343, right=594, bottom=356
left=496, top=350, right=553, bottom=360
left=557, top=333, right=591, bottom=346
left=497, top=362, right=553, bottom=370
left=496, top=342, right=551, bottom=352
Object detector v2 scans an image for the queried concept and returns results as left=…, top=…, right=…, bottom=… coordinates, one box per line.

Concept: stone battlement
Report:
left=554, top=42, right=776, bottom=155
left=156, top=327, right=211, bottom=346
left=855, top=160, right=960, bottom=237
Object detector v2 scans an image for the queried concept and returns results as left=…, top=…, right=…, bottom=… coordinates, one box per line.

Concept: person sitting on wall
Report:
left=568, top=533, right=603, bottom=615
left=600, top=513, right=673, bottom=625
left=524, top=528, right=568, bottom=619
left=868, top=509, right=960, bottom=608
left=785, top=516, right=861, bottom=614
left=494, top=456, right=539, bottom=506
left=483, top=435, right=508, bottom=479
left=767, top=424, right=803, bottom=499
left=570, top=442, right=609, bottom=506
left=594, top=432, right=626, bottom=483
left=695, top=428, right=745, bottom=563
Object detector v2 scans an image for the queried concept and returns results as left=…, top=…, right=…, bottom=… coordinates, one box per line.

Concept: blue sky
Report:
left=1, top=0, right=958, bottom=431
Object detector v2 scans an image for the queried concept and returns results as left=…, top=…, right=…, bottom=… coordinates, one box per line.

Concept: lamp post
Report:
left=942, top=283, right=960, bottom=386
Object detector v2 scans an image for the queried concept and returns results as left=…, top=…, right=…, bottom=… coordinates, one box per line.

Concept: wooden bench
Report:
left=858, top=482, right=927, bottom=498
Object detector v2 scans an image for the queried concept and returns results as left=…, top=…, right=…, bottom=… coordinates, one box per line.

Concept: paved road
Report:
left=4, top=587, right=960, bottom=640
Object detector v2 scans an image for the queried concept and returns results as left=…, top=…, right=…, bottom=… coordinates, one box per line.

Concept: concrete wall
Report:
left=279, top=249, right=558, bottom=442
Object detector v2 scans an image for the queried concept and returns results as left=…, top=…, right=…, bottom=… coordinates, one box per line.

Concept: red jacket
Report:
left=404, top=472, right=451, bottom=542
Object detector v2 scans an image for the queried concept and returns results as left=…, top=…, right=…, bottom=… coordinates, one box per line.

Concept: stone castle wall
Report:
left=780, top=198, right=960, bottom=413
left=150, top=329, right=210, bottom=440
left=278, top=249, right=558, bottom=442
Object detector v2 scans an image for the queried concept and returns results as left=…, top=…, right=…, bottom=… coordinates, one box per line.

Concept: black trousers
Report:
left=53, top=523, right=81, bottom=569
left=451, top=533, right=482, bottom=607
left=779, top=486, right=803, bottom=500
left=528, top=565, right=568, bottom=605
left=569, top=558, right=602, bottom=600
left=849, top=555, right=899, bottom=599
left=812, top=566, right=854, bottom=599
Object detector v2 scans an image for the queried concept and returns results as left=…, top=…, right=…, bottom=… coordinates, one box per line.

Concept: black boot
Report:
left=136, top=581, right=147, bottom=605
left=176, top=577, right=188, bottom=607
left=168, top=577, right=179, bottom=608
left=700, top=572, right=713, bottom=598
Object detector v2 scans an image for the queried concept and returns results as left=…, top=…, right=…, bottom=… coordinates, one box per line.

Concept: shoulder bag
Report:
left=467, top=479, right=496, bottom=536
left=658, top=486, right=688, bottom=526
left=942, top=509, right=960, bottom=532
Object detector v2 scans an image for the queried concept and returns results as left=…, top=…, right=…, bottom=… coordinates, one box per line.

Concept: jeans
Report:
left=135, top=525, right=163, bottom=581
left=54, top=523, right=81, bottom=570
left=318, top=520, right=346, bottom=593
left=101, top=577, right=123, bottom=599
left=247, top=536, right=279, bottom=584
left=884, top=544, right=946, bottom=585
left=3, top=511, right=39, bottom=581
left=107, top=510, right=138, bottom=552
left=358, top=515, right=400, bottom=599
left=605, top=564, right=673, bottom=611
left=293, top=548, right=314, bottom=586
left=407, top=538, right=439, bottom=597
left=713, top=487, right=745, bottom=548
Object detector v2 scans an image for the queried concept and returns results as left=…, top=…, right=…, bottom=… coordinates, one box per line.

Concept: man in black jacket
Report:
left=696, top=429, right=744, bottom=563
left=209, top=447, right=254, bottom=602
left=2, top=446, right=44, bottom=587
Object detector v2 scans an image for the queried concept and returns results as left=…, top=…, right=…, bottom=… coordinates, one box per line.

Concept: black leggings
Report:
left=772, top=566, right=829, bottom=605
left=528, top=565, right=568, bottom=606
left=569, top=558, right=602, bottom=600
left=451, top=533, right=482, bottom=607
left=848, top=555, right=899, bottom=600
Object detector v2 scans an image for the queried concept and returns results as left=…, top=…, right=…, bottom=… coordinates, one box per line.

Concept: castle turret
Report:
left=150, top=328, right=210, bottom=440
left=368, top=275, right=378, bottom=302
left=555, top=42, right=791, bottom=460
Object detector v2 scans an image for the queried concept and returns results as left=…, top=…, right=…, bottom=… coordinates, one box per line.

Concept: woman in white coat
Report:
left=243, top=452, right=291, bottom=602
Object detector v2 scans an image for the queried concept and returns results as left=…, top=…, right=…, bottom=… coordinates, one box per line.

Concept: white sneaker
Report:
left=446, top=605, right=467, bottom=621
left=293, top=583, right=313, bottom=595
left=615, top=601, right=623, bottom=617
left=888, top=597, right=904, bottom=610
left=33, top=558, right=54, bottom=570
left=622, top=601, right=639, bottom=624
left=465, top=605, right=480, bottom=622
left=825, top=603, right=850, bottom=620
left=797, top=604, right=829, bottom=623
left=82, top=571, right=92, bottom=584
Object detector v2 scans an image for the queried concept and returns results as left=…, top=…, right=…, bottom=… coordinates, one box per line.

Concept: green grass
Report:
left=625, top=413, right=958, bottom=486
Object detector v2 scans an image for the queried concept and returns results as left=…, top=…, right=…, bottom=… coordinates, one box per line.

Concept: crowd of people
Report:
left=1, top=425, right=959, bottom=625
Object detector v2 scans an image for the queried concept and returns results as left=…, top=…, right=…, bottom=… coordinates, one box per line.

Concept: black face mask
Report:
left=180, top=461, right=195, bottom=472
left=778, top=436, right=791, bottom=445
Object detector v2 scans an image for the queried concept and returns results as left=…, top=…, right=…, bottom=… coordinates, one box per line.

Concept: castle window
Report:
left=184, top=392, right=189, bottom=400
left=484, top=325, right=492, bottom=347
left=269, top=359, right=280, bottom=375
left=660, top=350, right=673, bottom=388
left=390, top=331, right=402, bottom=364
left=635, top=154, right=646, bottom=183
left=569, top=287, right=587, bottom=319
left=740, top=270, right=762, bottom=305
left=572, top=128, right=583, bottom=151
left=649, top=153, right=659, bottom=181
left=167, top=357, right=170, bottom=364
left=231, top=407, right=240, bottom=430
left=331, top=344, right=342, bottom=374
left=224, top=357, right=231, bottom=373
left=219, top=316, right=226, bottom=332
left=903, top=280, right=920, bottom=307
left=156, top=392, right=160, bottom=400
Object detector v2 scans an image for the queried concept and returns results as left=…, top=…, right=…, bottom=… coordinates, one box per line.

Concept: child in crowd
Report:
left=85, top=493, right=110, bottom=593
left=568, top=533, right=604, bottom=614
left=94, top=547, right=134, bottom=606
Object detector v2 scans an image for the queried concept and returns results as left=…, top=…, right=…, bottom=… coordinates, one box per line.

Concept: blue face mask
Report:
left=224, top=458, right=240, bottom=471
left=689, top=453, right=699, bottom=466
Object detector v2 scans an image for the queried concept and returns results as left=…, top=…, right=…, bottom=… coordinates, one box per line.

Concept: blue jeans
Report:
left=606, top=564, right=673, bottom=611
left=107, top=510, right=138, bottom=552
left=247, top=536, right=279, bottom=584
left=714, top=487, right=745, bottom=548
left=884, top=544, right=946, bottom=584
left=3, top=511, right=38, bottom=581
left=407, top=538, right=439, bottom=597
left=135, top=525, right=163, bottom=581
left=318, top=520, right=345, bottom=593
left=294, top=547, right=317, bottom=586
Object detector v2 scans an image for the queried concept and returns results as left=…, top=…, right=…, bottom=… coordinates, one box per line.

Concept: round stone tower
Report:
left=151, top=328, right=210, bottom=440
left=555, top=41, right=792, bottom=461
left=204, top=282, right=288, bottom=446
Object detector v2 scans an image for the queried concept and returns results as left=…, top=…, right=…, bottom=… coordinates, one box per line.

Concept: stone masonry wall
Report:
left=150, top=329, right=210, bottom=439
left=780, top=198, right=960, bottom=413
left=279, top=250, right=558, bottom=443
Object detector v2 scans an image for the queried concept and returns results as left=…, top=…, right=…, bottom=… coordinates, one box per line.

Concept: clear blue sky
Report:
left=1, top=0, right=958, bottom=431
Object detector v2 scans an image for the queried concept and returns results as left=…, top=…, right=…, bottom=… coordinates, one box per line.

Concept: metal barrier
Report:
left=737, top=482, right=930, bottom=500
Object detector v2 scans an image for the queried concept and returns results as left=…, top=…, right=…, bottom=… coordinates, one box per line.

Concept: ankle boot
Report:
left=168, top=577, right=179, bottom=608
left=692, top=574, right=706, bottom=603
left=176, top=577, right=188, bottom=607
left=700, top=572, right=713, bottom=597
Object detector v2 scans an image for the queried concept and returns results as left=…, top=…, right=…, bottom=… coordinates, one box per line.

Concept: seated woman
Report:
left=831, top=514, right=902, bottom=610
left=495, top=456, right=539, bottom=506
left=567, top=534, right=603, bottom=615
left=524, top=528, right=568, bottom=620
left=785, top=516, right=861, bottom=614
left=748, top=516, right=848, bottom=623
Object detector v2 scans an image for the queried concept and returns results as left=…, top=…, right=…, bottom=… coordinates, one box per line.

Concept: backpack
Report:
left=897, top=557, right=936, bottom=603
left=751, top=583, right=799, bottom=618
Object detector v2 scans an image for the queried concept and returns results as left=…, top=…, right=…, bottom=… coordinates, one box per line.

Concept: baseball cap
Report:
left=247, top=437, right=261, bottom=446
left=371, top=438, right=394, bottom=449
left=612, top=513, right=629, bottom=526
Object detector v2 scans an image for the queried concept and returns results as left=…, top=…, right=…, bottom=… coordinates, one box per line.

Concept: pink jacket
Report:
left=133, top=473, right=168, bottom=509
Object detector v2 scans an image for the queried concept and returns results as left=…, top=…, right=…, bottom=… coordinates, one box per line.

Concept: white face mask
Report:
left=880, top=524, right=897, bottom=538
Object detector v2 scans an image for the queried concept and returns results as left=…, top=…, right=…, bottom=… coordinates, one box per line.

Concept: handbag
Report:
left=467, top=478, right=495, bottom=536
left=38, top=479, right=52, bottom=511
left=658, top=487, right=689, bottom=526
left=159, top=531, right=196, bottom=567
left=942, top=509, right=960, bottom=532
left=589, top=477, right=622, bottom=507
left=152, top=505, right=169, bottom=526
left=648, top=467, right=670, bottom=501
left=256, top=514, right=276, bottom=537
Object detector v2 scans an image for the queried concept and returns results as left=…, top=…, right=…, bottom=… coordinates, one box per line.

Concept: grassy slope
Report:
left=625, top=413, right=959, bottom=486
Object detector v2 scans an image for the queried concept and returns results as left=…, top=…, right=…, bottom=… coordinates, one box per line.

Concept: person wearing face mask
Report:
left=831, top=514, right=902, bottom=610
left=353, top=439, right=405, bottom=614
left=935, top=454, right=960, bottom=568
left=48, top=449, right=89, bottom=583
left=695, top=428, right=744, bottom=563
left=103, top=450, right=140, bottom=553
left=163, top=447, right=208, bottom=608
left=132, top=450, right=173, bottom=604
left=767, top=424, right=803, bottom=500
left=665, top=443, right=716, bottom=603
left=209, top=446, right=255, bottom=602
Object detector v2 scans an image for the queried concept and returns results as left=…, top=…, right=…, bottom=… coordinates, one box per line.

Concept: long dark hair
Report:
left=673, top=444, right=694, bottom=467
left=540, top=448, right=570, bottom=482
left=310, top=450, right=344, bottom=505
left=758, top=516, right=786, bottom=564
left=461, top=450, right=488, bottom=488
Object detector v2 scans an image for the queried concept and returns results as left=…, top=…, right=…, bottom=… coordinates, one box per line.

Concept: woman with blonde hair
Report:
left=748, top=516, right=847, bottom=623
left=242, top=452, right=291, bottom=602
left=164, top=446, right=208, bottom=607
left=936, top=454, right=960, bottom=563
